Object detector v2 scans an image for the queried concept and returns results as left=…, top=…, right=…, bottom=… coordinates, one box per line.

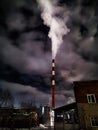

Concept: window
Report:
left=87, top=94, right=96, bottom=103
left=90, top=117, right=98, bottom=127
left=56, top=114, right=63, bottom=122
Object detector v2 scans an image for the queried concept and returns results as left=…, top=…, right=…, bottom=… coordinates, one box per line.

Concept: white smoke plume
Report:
left=37, top=0, right=70, bottom=59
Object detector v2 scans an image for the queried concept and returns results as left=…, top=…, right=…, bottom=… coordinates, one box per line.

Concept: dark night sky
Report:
left=0, top=0, right=98, bottom=107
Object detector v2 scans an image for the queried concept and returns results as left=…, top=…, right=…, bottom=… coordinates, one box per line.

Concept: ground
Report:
left=0, top=126, right=54, bottom=130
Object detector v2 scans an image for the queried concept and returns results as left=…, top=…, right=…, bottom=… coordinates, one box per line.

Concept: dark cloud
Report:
left=0, top=0, right=98, bottom=107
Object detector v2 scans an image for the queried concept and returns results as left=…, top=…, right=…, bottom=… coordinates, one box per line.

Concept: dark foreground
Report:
left=0, top=126, right=54, bottom=130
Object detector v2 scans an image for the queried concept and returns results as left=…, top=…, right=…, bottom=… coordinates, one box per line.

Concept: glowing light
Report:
left=42, top=106, right=44, bottom=114
left=50, top=109, right=54, bottom=126
left=52, top=62, right=55, bottom=67
left=52, top=70, right=55, bottom=75
left=52, top=80, right=55, bottom=85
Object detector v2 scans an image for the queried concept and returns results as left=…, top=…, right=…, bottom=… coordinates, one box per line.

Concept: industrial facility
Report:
left=1, top=80, right=98, bottom=130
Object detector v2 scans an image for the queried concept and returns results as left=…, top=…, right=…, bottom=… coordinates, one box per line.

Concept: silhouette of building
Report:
left=0, top=107, right=39, bottom=128
left=39, top=105, right=50, bottom=126
left=54, top=103, right=79, bottom=130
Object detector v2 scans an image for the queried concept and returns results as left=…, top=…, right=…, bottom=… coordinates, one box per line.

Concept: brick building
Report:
left=74, top=80, right=98, bottom=130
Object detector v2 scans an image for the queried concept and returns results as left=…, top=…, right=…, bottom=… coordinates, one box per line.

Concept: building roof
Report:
left=53, top=102, right=77, bottom=113
left=74, top=80, right=98, bottom=85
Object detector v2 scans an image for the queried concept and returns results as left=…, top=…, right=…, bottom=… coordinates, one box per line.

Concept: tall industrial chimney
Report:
left=52, top=59, right=55, bottom=108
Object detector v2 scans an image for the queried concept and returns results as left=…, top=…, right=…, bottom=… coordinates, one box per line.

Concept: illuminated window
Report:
left=42, top=106, right=44, bottom=114
left=87, top=94, right=96, bottom=103
left=90, top=117, right=98, bottom=126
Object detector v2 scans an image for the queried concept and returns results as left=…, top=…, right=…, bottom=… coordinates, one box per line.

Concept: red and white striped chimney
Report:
left=52, top=59, right=55, bottom=108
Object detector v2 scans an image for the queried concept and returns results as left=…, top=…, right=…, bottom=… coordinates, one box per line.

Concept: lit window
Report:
left=57, top=114, right=63, bottom=118
left=87, top=94, right=96, bottom=103
left=90, top=117, right=98, bottom=126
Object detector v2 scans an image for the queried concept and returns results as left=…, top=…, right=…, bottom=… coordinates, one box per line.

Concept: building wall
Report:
left=54, top=108, right=79, bottom=130
left=77, top=103, right=98, bottom=130
left=54, top=123, right=79, bottom=130
left=74, top=81, right=98, bottom=103
left=74, top=81, right=98, bottom=130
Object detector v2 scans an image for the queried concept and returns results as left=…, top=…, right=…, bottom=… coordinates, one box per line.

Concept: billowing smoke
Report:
left=1, top=0, right=98, bottom=107
left=37, top=0, right=70, bottom=59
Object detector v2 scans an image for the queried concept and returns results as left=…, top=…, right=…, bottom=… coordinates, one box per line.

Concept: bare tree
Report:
left=0, top=88, right=14, bottom=107
left=20, top=100, right=33, bottom=109
left=20, top=99, right=38, bottom=110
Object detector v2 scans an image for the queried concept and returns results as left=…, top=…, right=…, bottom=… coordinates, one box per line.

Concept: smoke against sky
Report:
left=0, top=0, right=98, bottom=107
left=37, top=0, right=70, bottom=58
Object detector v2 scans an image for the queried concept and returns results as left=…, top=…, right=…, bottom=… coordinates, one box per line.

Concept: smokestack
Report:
left=52, top=59, right=55, bottom=108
